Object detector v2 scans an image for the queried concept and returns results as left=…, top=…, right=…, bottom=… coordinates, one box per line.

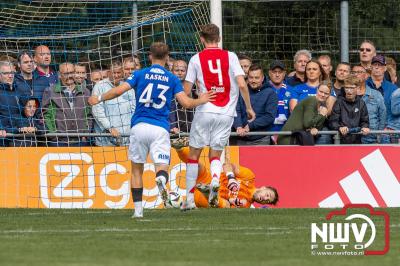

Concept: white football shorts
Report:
left=128, top=123, right=171, bottom=164
left=189, top=112, right=233, bottom=150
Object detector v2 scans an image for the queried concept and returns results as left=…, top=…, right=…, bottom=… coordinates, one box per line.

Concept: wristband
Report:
left=226, top=172, right=235, bottom=179
left=97, top=94, right=103, bottom=102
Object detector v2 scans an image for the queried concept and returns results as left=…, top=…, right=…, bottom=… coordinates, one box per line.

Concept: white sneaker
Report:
left=180, top=199, right=197, bottom=211
left=155, top=176, right=168, bottom=207
left=208, top=181, right=220, bottom=208
left=132, top=212, right=143, bottom=218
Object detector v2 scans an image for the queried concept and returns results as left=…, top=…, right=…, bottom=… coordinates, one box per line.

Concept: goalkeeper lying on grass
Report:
left=172, top=138, right=279, bottom=208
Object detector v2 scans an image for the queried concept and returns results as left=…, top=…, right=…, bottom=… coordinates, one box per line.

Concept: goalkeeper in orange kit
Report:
left=172, top=138, right=279, bottom=208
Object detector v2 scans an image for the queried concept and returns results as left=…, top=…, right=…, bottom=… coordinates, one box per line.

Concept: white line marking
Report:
left=0, top=227, right=287, bottom=234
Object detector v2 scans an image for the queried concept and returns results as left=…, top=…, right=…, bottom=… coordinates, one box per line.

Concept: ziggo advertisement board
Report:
left=0, top=147, right=238, bottom=209
left=0, top=146, right=399, bottom=208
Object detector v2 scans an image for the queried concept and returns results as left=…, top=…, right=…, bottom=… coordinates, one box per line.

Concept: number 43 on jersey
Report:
left=138, top=83, right=169, bottom=109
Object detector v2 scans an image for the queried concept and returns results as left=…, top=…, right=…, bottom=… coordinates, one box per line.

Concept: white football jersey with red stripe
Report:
left=185, top=48, right=244, bottom=116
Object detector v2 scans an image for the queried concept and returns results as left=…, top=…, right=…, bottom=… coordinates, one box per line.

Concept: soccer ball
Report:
left=168, top=191, right=182, bottom=208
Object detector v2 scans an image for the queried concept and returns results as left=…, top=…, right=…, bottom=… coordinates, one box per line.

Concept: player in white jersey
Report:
left=182, top=24, right=256, bottom=210
left=88, top=42, right=215, bottom=218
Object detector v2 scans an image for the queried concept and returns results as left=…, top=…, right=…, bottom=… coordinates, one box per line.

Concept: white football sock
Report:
left=134, top=201, right=143, bottom=216
left=210, top=158, right=222, bottom=186
left=186, top=161, right=198, bottom=202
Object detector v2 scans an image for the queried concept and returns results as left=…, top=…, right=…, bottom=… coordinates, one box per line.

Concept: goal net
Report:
left=3, top=0, right=397, bottom=210
left=0, top=0, right=209, bottom=209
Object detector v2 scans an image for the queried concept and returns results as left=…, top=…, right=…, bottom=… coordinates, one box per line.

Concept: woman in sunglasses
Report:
left=359, top=40, right=376, bottom=73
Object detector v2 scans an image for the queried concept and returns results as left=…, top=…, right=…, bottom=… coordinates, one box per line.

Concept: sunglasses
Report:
left=351, top=71, right=366, bottom=75
left=359, top=48, right=372, bottom=52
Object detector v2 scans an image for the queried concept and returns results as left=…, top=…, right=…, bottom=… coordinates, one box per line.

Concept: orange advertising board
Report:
left=0, top=147, right=239, bottom=209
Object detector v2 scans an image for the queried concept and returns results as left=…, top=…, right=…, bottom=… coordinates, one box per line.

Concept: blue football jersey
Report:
left=291, top=83, right=335, bottom=102
left=270, top=81, right=292, bottom=131
left=125, top=64, right=183, bottom=131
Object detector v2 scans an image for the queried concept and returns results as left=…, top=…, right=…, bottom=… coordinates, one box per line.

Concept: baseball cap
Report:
left=269, top=60, right=285, bottom=70
left=371, top=55, right=386, bottom=65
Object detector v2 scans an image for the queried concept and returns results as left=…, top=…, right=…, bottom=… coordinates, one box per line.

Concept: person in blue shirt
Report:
left=286, top=49, right=311, bottom=87
left=267, top=60, right=291, bottom=134
left=0, top=61, right=20, bottom=146
left=290, top=59, right=330, bottom=112
left=233, top=64, right=277, bottom=145
left=14, top=50, right=35, bottom=98
left=351, top=65, right=386, bottom=144
left=366, top=55, right=398, bottom=143
left=32, top=45, right=58, bottom=102
left=386, top=88, right=400, bottom=143
left=88, top=42, right=214, bottom=218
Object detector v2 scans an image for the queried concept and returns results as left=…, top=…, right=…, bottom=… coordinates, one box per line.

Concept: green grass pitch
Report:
left=0, top=208, right=398, bottom=266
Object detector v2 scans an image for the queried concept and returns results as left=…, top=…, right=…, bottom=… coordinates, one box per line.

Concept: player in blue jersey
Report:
left=88, top=42, right=215, bottom=218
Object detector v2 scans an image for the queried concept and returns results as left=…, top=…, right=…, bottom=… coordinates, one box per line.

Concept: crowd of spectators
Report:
left=0, top=45, right=141, bottom=147
left=0, top=40, right=400, bottom=147
left=233, top=40, right=400, bottom=145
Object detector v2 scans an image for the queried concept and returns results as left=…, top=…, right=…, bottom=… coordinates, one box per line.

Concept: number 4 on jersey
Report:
left=138, top=83, right=169, bottom=109
left=208, top=59, right=223, bottom=86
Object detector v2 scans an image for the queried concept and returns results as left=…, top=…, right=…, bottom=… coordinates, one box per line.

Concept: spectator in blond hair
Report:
left=0, top=55, right=17, bottom=71
left=329, top=75, right=370, bottom=144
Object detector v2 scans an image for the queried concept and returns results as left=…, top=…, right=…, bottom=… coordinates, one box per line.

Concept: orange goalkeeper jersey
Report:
left=219, top=166, right=256, bottom=208
left=176, top=147, right=256, bottom=208
left=194, top=165, right=256, bottom=208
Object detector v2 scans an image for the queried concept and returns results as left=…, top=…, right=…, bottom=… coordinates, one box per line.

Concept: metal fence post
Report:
left=333, top=132, right=341, bottom=145
left=340, top=0, right=349, bottom=62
